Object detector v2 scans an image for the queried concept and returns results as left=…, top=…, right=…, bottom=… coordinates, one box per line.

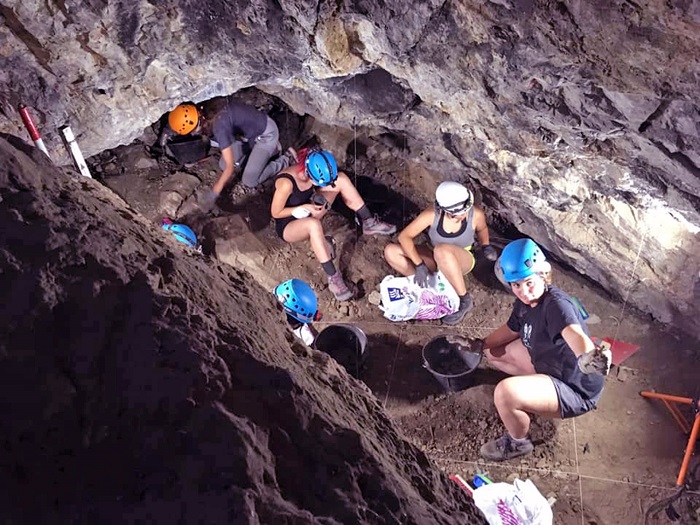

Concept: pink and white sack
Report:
left=378, top=272, right=459, bottom=322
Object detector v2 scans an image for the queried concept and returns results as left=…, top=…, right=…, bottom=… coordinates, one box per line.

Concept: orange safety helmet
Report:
left=168, top=103, right=199, bottom=135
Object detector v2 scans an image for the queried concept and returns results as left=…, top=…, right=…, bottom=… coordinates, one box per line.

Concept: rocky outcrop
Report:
left=0, top=135, right=484, bottom=523
left=0, top=0, right=698, bottom=334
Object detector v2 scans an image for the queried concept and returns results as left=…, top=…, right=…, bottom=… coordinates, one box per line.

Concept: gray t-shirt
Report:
left=211, top=101, right=267, bottom=150
left=506, top=285, right=604, bottom=400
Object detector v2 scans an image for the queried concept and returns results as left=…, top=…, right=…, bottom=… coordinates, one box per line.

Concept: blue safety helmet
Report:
left=274, top=279, right=318, bottom=324
left=305, top=150, right=338, bottom=187
left=162, top=222, right=198, bottom=249
left=499, top=238, right=547, bottom=283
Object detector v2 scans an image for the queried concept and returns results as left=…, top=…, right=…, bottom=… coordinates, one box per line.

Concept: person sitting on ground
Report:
left=271, top=148, right=396, bottom=301
left=166, top=100, right=297, bottom=208
left=383, top=181, right=497, bottom=325
left=273, top=278, right=320, bottom=346
left=477, top=238, right=611, bottom=462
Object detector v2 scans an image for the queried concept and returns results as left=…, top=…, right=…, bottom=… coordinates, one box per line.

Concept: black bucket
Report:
left=314, top=324, right=368, bottom=379
left=422, top=335, right=481, bottom=392
left=167, top=134, right=210, bottom=164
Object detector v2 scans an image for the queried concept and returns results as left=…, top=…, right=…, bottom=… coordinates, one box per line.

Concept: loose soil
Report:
left=88, top=95, right=700, bottom=524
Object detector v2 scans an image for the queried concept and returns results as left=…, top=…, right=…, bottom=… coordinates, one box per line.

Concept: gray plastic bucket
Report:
left=422, top=335, right=481, bottom=392
left=314, top=324, right=368, bottom=379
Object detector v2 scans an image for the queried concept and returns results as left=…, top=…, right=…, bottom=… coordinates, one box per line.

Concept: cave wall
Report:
left=0, top=134, right=485, bottom=522
left=1, top=0, right=699, bottom=336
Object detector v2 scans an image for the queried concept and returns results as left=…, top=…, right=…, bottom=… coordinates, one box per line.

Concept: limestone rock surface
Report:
left=0, top=135, right=485, bottom=523
left=0, top=0, right=698, bottom=334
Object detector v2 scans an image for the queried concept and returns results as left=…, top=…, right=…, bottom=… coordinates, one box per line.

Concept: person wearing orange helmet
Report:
left=166, top=100, right=296, bottom=209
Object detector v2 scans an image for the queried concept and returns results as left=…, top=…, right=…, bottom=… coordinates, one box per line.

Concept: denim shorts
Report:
left=551, top=377, right=602, bottom=419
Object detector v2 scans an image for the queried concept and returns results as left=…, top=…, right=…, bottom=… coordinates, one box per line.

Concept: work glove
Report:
left=577, top=342, right=612, bottom=376
left=446, top=335, right=485, bottom=355
left=198, top=190, right=220, bottom=213
left=482, top=244, right=498, bottom=262
left=414, top=262, right=432, bottom=288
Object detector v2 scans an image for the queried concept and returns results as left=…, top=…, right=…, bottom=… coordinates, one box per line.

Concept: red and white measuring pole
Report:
left=18, top=104, right=51, bottom=160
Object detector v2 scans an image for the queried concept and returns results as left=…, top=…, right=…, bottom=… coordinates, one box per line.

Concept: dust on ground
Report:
left=88, top=94, right=700, bottom=524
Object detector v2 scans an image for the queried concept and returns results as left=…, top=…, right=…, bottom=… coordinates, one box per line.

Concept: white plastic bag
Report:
left=472, top=479, right=553, bottom=525
left=378, top=272, right=459, bottom=321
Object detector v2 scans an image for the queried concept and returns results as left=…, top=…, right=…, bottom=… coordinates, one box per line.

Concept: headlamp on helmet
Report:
left=435, top=181, right=473, bottom=215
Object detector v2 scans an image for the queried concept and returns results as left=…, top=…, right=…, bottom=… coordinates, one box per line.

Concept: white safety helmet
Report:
left=435, top=181, right=474, bottom=215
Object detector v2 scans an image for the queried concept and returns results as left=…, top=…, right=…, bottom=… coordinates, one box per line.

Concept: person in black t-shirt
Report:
left=478, top=238, right=612, bottom=462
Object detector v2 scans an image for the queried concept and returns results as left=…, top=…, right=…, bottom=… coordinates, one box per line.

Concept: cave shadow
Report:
left=331, top=173, right=421, bottom=234
left=217, top=188, right=274, bottom=234
left=470, top=253, right=510, bottom=294
left=359, top=332, right=442, bottom=403
left=360, top=331, right=510, bottom=406
left=360, top=332, right=447, bottom=405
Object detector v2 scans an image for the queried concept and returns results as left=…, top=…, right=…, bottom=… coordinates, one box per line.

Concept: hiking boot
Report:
left=325, top=235, right=336, bottom=261
left=276, top=148, right=299, bottom=174
left=362, top=215, right=397, bottom=236
left=480, top=434, right=534, bottom=462
left=441, top=294, right=473, bottom=326
left=286, top=147, right=299, bottom=164
left=328, top=271, right=354, bottom=301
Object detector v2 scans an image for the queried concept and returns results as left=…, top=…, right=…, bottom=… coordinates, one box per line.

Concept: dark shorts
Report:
left=275, top=217, right=294, bottom=239
left=550, top=377, right=602, bottom=419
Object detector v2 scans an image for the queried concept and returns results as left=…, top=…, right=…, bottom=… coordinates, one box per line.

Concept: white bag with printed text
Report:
left=472, top=479, right=553, bottom=525
left=378, top=272, right=459, bottom=322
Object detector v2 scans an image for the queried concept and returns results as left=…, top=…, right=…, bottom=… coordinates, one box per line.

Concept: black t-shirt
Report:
left=211, top=101, right=267, bottom=149
left=506, top=286, right=604, bottom=400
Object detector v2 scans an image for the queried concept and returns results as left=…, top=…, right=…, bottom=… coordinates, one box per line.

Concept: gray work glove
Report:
left=482, top=244, right=498, bottom=262
left=414, top=262, right=431, bottom=288
left=446, top=335, right=485, bottom=355
left=199, top=190, right=220, bottom=213
left=577, top=343, right=612, bottom=376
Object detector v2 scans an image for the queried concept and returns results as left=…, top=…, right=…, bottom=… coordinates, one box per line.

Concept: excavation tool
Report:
left=449, top=474, right=474, bottom=496
left=18, top=103, right=51, bottom=159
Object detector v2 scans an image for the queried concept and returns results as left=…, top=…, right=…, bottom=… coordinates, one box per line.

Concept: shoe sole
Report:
left=441, top=305, right=474, bottom=326
left=363, top=228, right=397, bottom=236
left=333, top=291, right=353, bottom=301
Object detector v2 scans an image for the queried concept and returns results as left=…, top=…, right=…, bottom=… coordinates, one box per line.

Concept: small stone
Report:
left=616, top=367, right=630, bottom=382
left=368, top=290, right=382, bottom=306
left=135, top=156, right=158, bottom=170
left=506, top=473, right=519, bottom=483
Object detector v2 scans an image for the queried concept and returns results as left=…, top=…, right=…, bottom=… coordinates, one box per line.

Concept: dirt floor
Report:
left=88, top=99, right=700, bottom=524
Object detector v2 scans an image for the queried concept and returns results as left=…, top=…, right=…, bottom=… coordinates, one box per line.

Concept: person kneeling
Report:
left=271, top=149, right=396, bottom=301
left=478, top=238, right=611, bottom=461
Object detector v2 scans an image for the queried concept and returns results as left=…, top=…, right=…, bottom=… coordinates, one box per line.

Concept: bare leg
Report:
left=318, top=171, right=364, bottom=210
left=493, top=375, right=561, bottom=438
left=485, top=338, right=536, bottom=376
left=432, top=244, right=474, bottom=296
left=383, top=243, right=436, bottom=276
left=282, top=218, right=331, bottom=262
